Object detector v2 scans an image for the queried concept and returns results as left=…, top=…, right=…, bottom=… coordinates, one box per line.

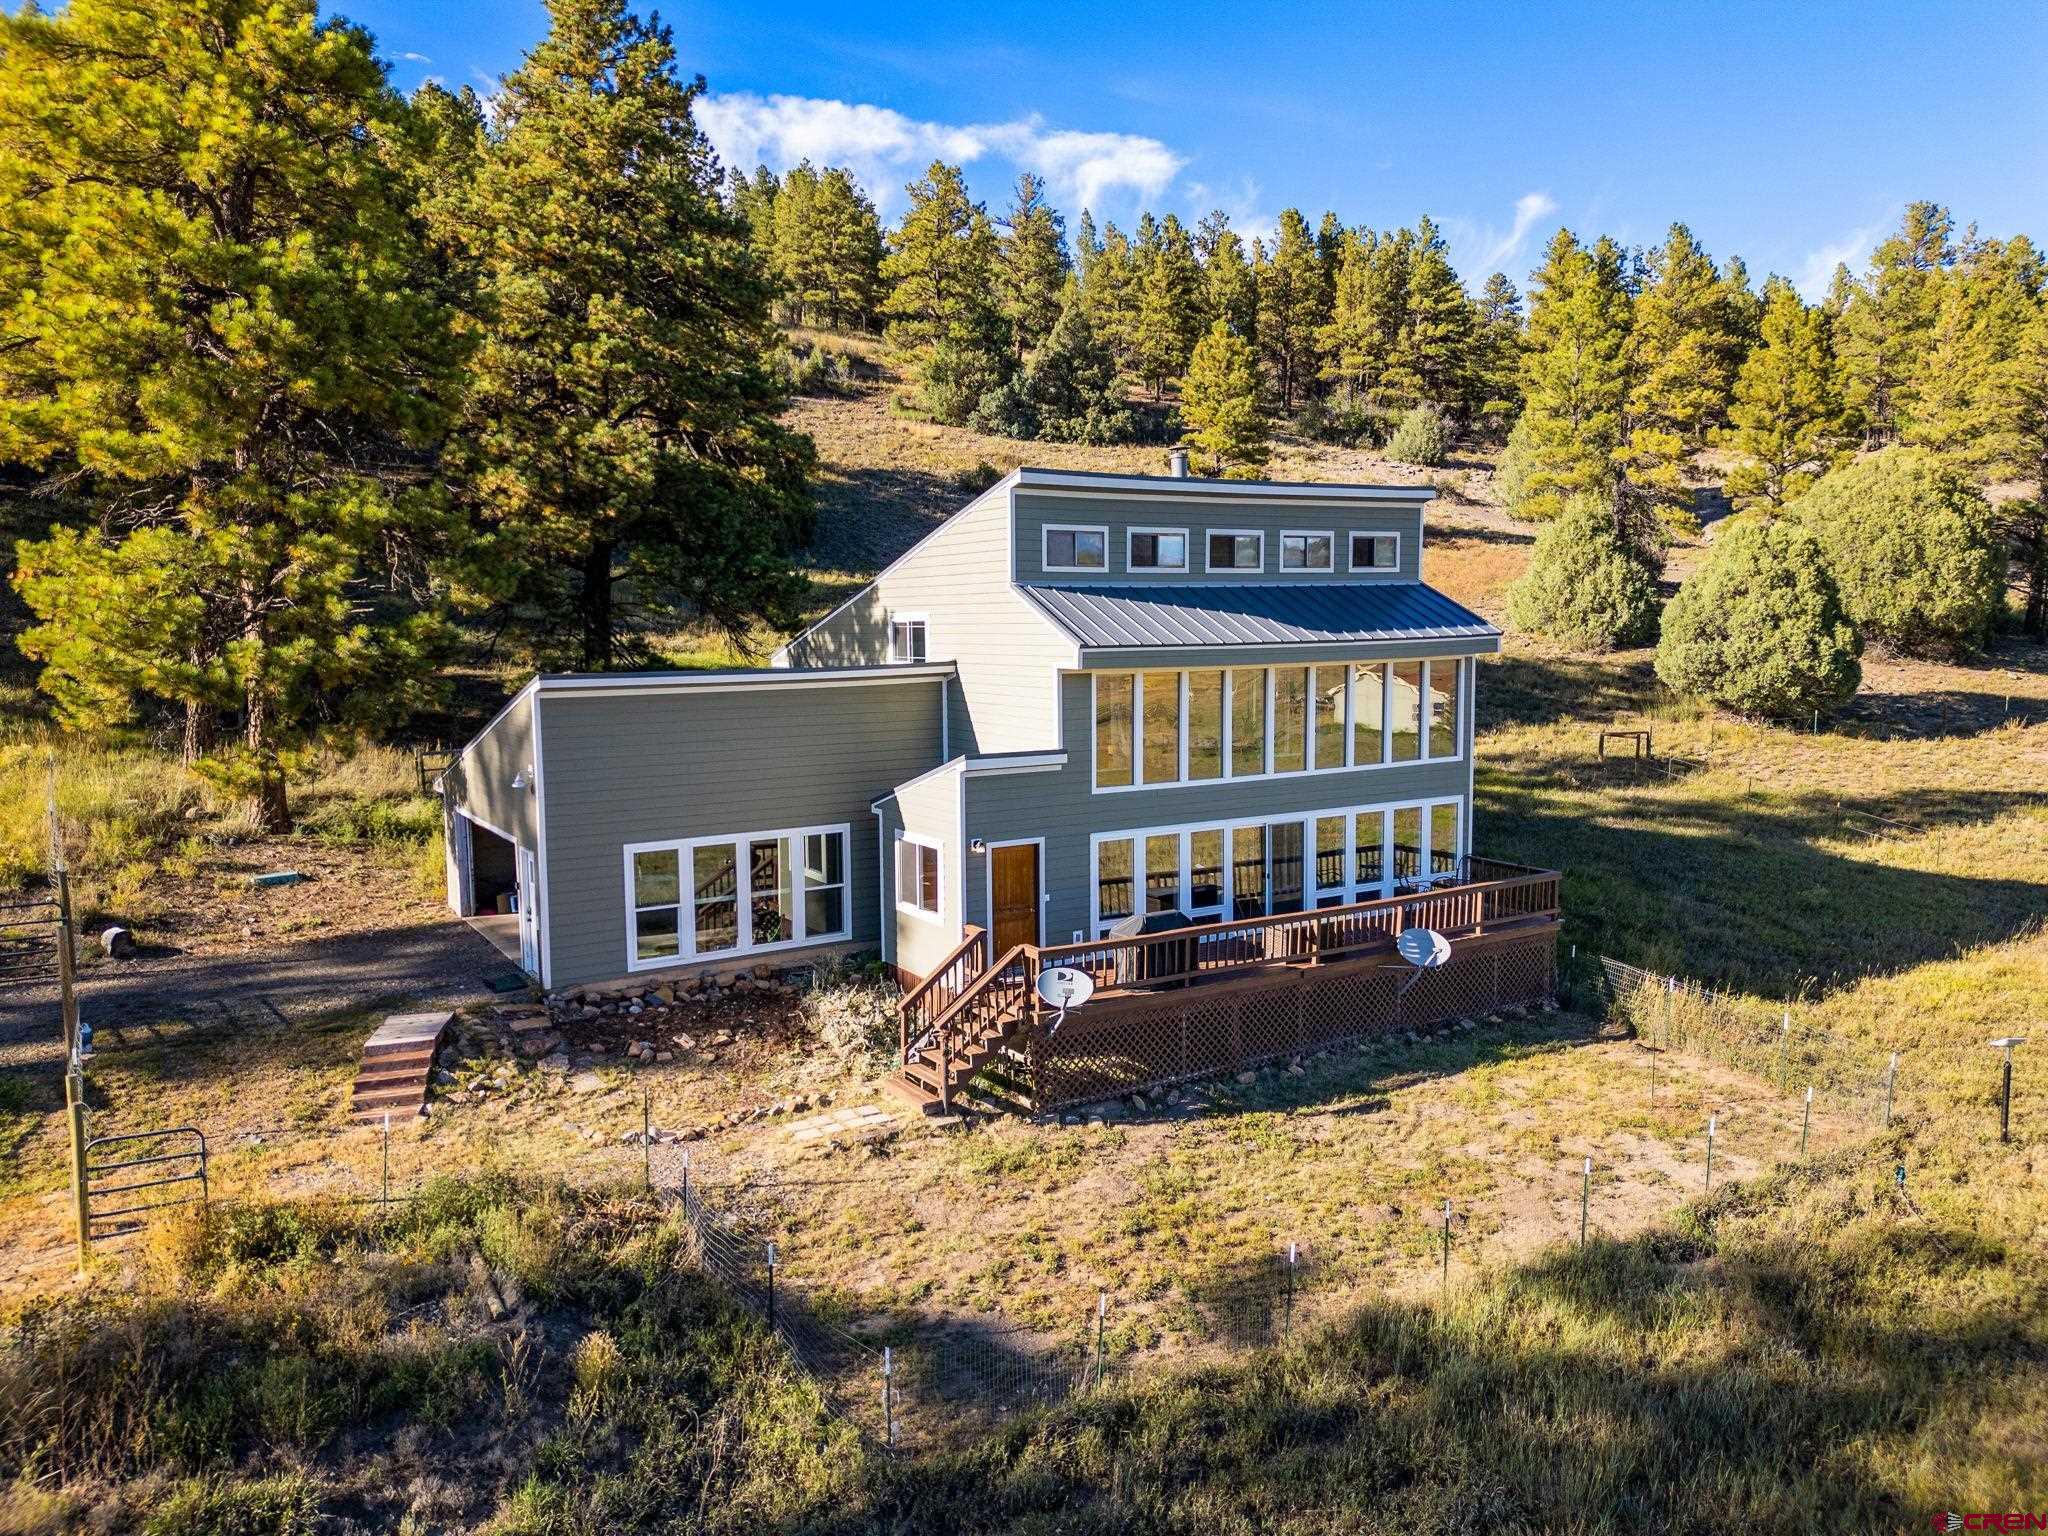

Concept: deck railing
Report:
left=896, top=858, right=1562, bottom=1100
left=899, top=925, right=987, bottom=1061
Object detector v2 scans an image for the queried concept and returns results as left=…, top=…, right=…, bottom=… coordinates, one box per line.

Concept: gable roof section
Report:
left=1014, top=466, right=1437, bottom=502
left=1018, top=581, right=1497, bottom=650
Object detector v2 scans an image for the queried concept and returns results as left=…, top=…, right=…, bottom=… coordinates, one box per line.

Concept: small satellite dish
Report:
left=1036, top=965, right=1095, bottom=1012
left=1396, top=929, right=1452, bottom=969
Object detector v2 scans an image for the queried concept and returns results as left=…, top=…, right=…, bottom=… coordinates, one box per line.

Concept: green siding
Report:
left=538, top=679, right=945, bottom=988
left=962, top=670, right=1473, bottom=944
left=443, top=690, right=538, bottom=848
left=1013, top=489, right=1426, bottom=584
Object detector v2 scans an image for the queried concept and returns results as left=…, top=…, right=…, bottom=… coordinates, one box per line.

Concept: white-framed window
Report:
left=1091, top=659, right=1464, bottom=791
left=1089, top=795, right=1466, bottom=936
left=624, top=823, right=850, bottom=970
left=1281, top=530, right=1335, bottom=571
left=1043, top=524, right=1108, bottom=572
left=1349, top=532, right=1400, bottom=572
left=895, top=833, right=942, bottom=920
left=887, top=613, right=928, bottom=663
left=1205, top=529, right=1265, bottom=573
left=1127, top=527, right=1189, bottom=572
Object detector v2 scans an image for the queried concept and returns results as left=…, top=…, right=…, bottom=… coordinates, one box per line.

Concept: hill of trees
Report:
left=0, top=0, right=2043, bottom=830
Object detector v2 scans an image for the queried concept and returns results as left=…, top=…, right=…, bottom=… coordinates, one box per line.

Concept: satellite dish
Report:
left=1036, top=965, right=1095, bottom=1012
left=1396, top=929, right=1452, bottom=969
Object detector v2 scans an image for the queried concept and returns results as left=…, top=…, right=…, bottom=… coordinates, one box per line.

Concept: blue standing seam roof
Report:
left=1019, top=582, right=1500, bottom=649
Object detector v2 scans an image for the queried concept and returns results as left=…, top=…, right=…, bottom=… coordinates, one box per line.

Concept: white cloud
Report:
left=399, top=51, right=432, bottom=63
left=1794, top=213, right=1890, bottom=301
left=1183, top=177, right=1276, bottom=249
left=695, top=91, right=1184, bottom=217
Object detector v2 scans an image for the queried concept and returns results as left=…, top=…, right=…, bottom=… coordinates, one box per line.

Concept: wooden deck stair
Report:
left=884, top=939, right=1033, bottom=1117
left=347, top=1011, right=453, bottom=1123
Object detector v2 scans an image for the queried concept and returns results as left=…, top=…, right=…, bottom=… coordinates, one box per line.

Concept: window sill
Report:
left=625, top=929, right=851, bottom=973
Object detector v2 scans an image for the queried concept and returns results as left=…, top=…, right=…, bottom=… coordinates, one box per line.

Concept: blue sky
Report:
left=335, top=0, right=2047, bottom=297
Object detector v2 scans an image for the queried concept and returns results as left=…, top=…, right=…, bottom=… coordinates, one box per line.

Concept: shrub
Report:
left=1505, top=496, right=1661, bottom=650
left=1656, top=516, right=1861, bottom=716
left=1386, top=403, right=1453, bottom=467
left=1787, top=446, right=2004, bottom=657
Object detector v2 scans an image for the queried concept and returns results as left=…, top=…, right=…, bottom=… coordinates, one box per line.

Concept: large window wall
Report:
left=1092, top=659, right=1465, bottom=791
left=1090, top=796, right=1465, bottom=936
left=624, top=823, right=850, bottom=970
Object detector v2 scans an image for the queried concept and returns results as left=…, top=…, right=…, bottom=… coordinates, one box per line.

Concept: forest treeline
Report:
left=0, top=0, right=2041, bottom=831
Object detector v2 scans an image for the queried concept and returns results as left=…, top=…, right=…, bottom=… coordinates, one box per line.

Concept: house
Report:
left=440, top=461, right=1562, bottom=1113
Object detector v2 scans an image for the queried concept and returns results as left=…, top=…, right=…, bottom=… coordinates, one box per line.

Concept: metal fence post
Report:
left=1284, top=1243, right=1297, bottom=1339
left=1440, top=1200, right=1452, bottom=1293
left=1778, top=1011, right=1789, bottom=1093
left=1093, top=1291, right=1107, bottom=1387
left=642, top=1086, right=652, bottom=1192
left=883, top=1345, right=895, bottom=1446
left=1580, top=1156, right=1591, bottom=1247
left=681, top=1151, right=691, bottom=1214
left=381, top=1112, right=391, bottom=1212
left=1884, top=1053, right=1898, bottom=1128
left=66, top=1066, right=89, bottom=1274
left=1800, top=1087, right=1813, bottom=1158
left=765, top=1242, right=777, bottom=1329
left=1705, top=1113, right=1717, bottom=1190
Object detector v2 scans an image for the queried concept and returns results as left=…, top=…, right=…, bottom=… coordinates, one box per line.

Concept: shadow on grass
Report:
left=796, top=1185, right=2037, bottom=1534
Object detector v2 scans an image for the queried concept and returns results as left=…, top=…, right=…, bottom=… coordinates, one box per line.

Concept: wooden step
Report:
left=346, top=1011, right=450, bottom=1122
left=880, top=1073, right=947, bottom=1116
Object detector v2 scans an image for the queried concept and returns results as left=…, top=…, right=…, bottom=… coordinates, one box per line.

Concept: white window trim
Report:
left=1348, top=530, right=1402, bottom=573
left=1202, top=527, right=1266, bottom=574
left=894, top=831, right=945, bottom=924
left=622, top=822, right=851, bottom=973
left=886, top=611, right=929, bottom=663
left=1125, top=525, right=1190, bottom=573
left=1042, top=522, right=1111, bottom=574
left=1091, top=659, right=1465, bottom=793
left=1280, top=529, right=1336, bottom=572
left=1088, top=795, right=1467, bottom=937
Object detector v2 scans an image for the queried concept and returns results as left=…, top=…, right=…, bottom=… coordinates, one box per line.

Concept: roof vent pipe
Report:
left=1167, top=445, right=1190, bottom=477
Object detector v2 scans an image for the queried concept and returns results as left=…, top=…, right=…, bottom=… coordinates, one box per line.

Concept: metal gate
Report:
left=84, top=1127, right=209, bottom=1239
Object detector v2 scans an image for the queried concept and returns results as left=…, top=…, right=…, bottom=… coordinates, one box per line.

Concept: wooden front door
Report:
left=990, top=842, right=1040, bottom=955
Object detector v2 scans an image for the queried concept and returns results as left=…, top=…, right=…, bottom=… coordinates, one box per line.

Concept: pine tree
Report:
left=970, top=286, right=1135, bottom=445
left=1133, top=214, right=1205, bottom=398
left=1470, top=272, right=1525, bottom=423
left=1514, top=229, right=1632, bottom=528
left=996, top=172, right=1069, bottom=362
left=1386, top=216, right=1474, bottom=411
left=1903, top=235, right=2040, bottom=461
left=1720, top=278, right=1849, bottom=512
left=880, top=161, right=1006, bottom=420
left=1197, top=210, right=1257, bottom=343
left=729, top=164, right=781, bottom=256
left=1256, top=209, right=1330, bottom=410
left=1718, top=254, right=1765, bottom=360
left=769, top=163, right=882, bottom=330
left=455, top=0, right=813, bottom=669
left=0, top=0, right=463, bottom=829
left=1615, top=223, right=1739, bottom=533
left=1319, top=229, right=1381, bottom=403
left=1080, top=219, right=1141, bottom=375
left=1180, top=319, right=1270, bottom=476
left=1985, top=295, right=2048, bottom=634
left=1836, top=201, right=1954, bottom=444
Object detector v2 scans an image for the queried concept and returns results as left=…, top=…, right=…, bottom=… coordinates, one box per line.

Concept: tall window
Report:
left=1315, top=815, right=1348, bottom=904
left=887, top=616, right=927, bottom=662
left=1145, top=833, right=1181, bottom=912
left=1230, top=668, right=1266, bottom=777
left=1044, top=525, right=1107, bottom=570
left=1354, top=809, right=1387, bottom=892
left=1429, top=802, right=1462, bottom=876
left=1311, top=665, right=1347, bottom=770
left=1141, top=673, right=1181, bottom=784
left=1427, top=660, right=1462, bottom=758
left=1349, top=533, right=1398, bottom=571
left=1187, top=670, right=1224, bottom=780
left=1281, top=531, right=1333, bottom=570
left=1094, top=674, right=1134, bottom=788
left=896, top=835, right=941, bottom=917
left=1352, top=662, right=1385, bottom=765
left=1391, top=661, right=1425, bottom=761
left=1189, top=828, right=1226, bottom=916
left=1272, top=668, right=1308, bottom=773
left=1097, top=837, right=1134, bottom=924
left=1129, top=529, right=1188, bottom=571
left=628, top=825, right=848, bottom=968
left=1206, top=531, right=1263, bottom=571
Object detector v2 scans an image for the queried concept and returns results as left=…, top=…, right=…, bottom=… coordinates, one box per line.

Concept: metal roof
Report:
left=1019, top=582, right=1498, bottom=650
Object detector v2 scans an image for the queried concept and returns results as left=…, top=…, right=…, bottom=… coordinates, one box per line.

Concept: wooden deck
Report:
left=886, top=858, right=1563, bottom=1116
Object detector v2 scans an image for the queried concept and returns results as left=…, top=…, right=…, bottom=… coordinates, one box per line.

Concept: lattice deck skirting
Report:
left=1016, top=922, right=1557, bottom=1110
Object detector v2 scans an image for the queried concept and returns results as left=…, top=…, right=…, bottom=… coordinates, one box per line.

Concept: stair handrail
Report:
left=899, top=924, right=988, bottom=1062
left=921, top=941, right=1037, bottom=1114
